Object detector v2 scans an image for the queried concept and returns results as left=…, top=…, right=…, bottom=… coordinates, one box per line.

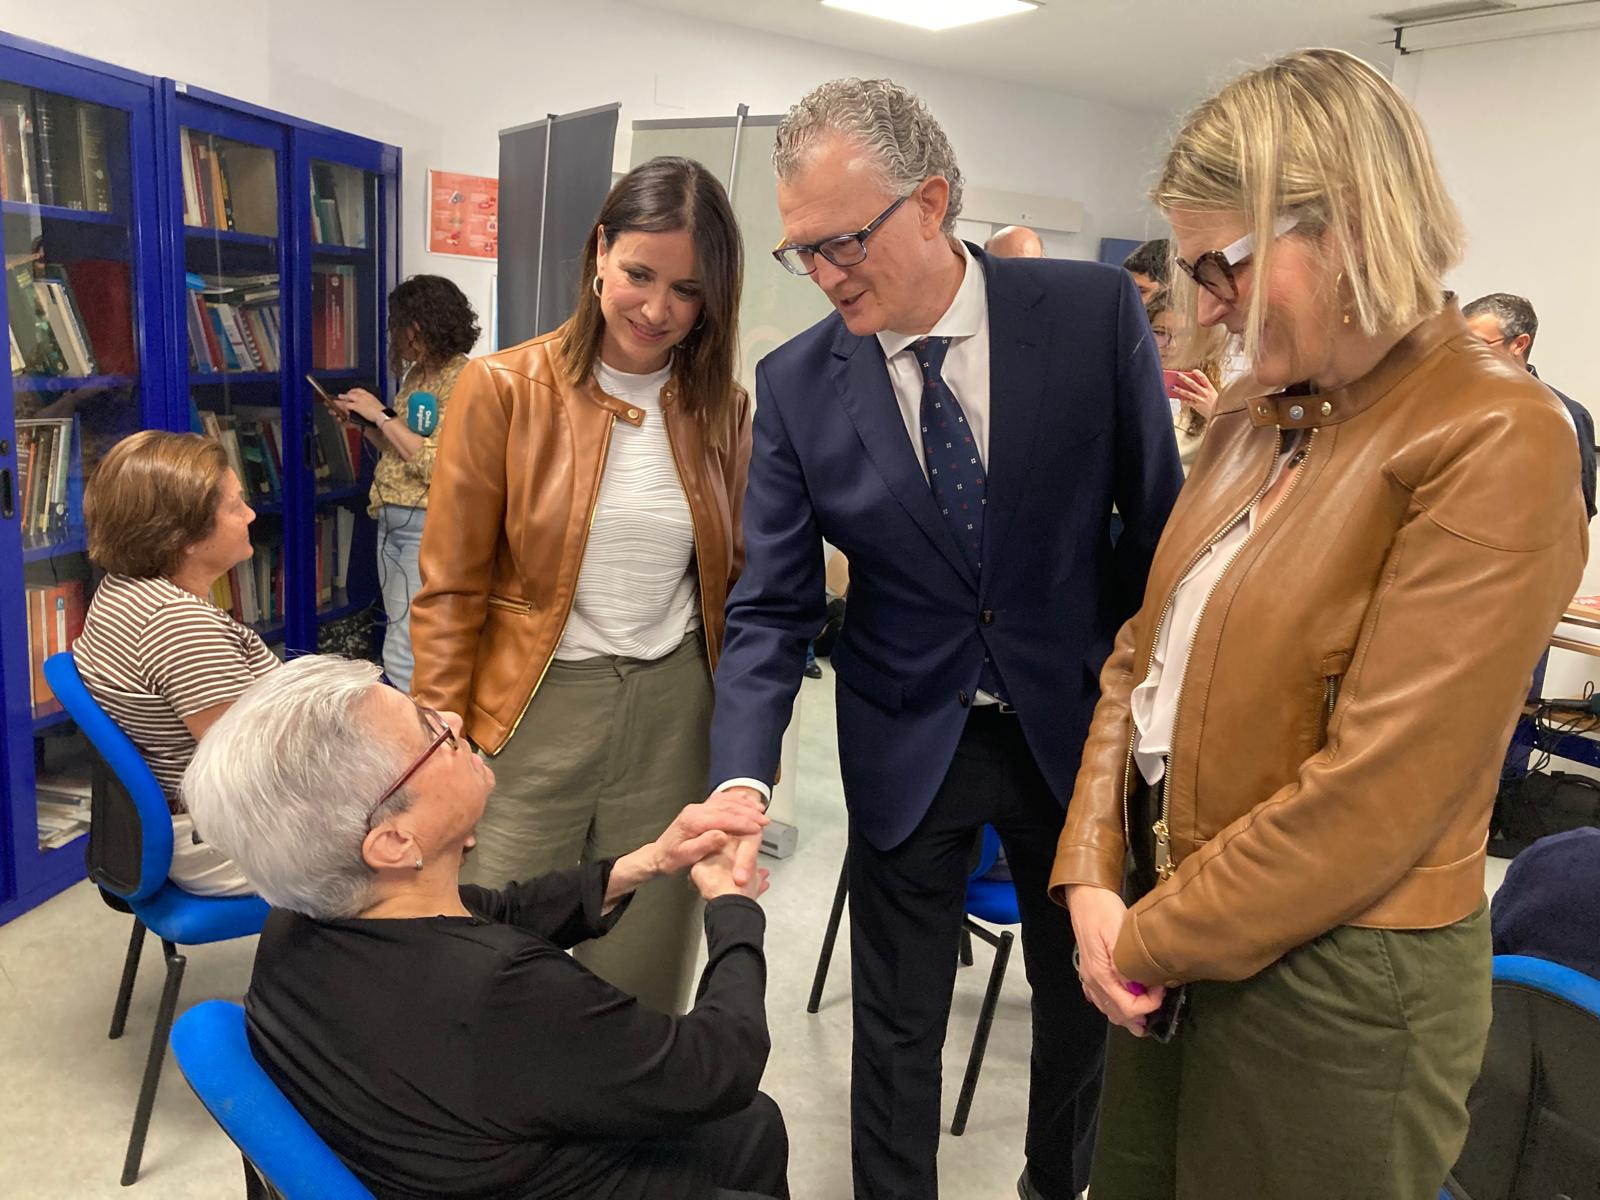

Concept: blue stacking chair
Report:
left=805, top=824, right=1020, bottom=1135
left=172, top=1000, right=373, bottom=1200
left=1442, top=953, right=1600, bottom=1200
left=43, top=652, right=270, bottom=1186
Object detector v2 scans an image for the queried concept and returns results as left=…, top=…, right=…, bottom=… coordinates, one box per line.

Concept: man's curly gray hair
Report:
left=773, top=78, right=965, bottom=234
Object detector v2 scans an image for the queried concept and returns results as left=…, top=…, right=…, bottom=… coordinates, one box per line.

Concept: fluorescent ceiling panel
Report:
left=820, top=0, right=1040, bottom=33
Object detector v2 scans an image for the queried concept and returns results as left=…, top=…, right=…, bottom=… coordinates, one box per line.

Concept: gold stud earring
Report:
left=414, top=857, right=424, bottom=871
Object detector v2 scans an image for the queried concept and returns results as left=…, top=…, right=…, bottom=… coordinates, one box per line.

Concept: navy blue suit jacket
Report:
left=710, top=247, right=1182, bottom=850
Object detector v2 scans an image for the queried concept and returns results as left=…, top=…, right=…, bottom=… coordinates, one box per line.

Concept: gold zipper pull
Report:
left=1153, top=818, right=1174, bottom=880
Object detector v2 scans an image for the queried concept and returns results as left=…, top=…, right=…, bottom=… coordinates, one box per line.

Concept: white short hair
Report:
left=183, top=655, right=415, bottom=919
left=773, top=78, right=964, bottom=234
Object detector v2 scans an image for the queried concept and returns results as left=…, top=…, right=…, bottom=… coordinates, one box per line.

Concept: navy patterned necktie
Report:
left=916, top=336, right=986, bottom=573
left=915, top=336, right=1007, bottom=702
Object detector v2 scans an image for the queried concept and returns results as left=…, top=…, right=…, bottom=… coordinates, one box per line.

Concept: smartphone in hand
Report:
left=307, top=374, right=375, bottom=429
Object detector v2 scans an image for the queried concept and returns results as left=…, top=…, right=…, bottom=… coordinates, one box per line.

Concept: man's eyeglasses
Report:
left=365, top=703, right=459, bottom=828
left=772, top=192, right=913, bottom=277
left=1176, top=214, right=1299, bottom=304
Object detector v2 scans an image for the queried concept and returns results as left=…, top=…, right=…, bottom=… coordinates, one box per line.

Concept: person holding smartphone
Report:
left=1146, top=289, right=1223, bottom=476
left=324, top=275, right=479, bottom=693
left=1052, top=49, right=1586, bottom=1198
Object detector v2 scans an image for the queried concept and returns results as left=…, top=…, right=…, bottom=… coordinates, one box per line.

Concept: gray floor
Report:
left=0, top=664, right=1512, bottom=1199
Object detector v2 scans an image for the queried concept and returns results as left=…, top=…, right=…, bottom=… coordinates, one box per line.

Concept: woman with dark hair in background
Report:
left=410, top=157, right=750, bottom=1014
left=330, top=274, right=479, bottom=693
left=1145, top=288, right=1223, bottom=475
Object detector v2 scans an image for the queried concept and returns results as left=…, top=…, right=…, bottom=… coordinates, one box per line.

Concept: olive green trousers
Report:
left=1089, top=903, right=1492, bottom=1199
left=461, top=634, right=711, bottom=1015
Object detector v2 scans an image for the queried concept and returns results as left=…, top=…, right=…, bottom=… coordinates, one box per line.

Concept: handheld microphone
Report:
left=407, top=390, right=439, bottom=436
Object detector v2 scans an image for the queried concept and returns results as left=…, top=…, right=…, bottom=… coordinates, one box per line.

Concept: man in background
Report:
left=708, top=77, right=1181, bottom=1200
left=1464, top=292, right=1596, bottom=519
left=984, top=224, right=1044, bottom=258
left=1120, top=237, right=1168, bottom=303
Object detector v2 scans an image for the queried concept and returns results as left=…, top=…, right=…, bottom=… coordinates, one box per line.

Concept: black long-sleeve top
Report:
left=244, top=863, right=770, bottom=1199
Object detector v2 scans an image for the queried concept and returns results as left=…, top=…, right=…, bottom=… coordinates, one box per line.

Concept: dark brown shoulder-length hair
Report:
left=559, top=156, right=743, bottom=447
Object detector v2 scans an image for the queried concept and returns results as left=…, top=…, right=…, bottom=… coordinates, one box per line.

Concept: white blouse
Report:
left=1131, top=438, right=1304, bottom=786
left=555, top=360, right=700, bottom=662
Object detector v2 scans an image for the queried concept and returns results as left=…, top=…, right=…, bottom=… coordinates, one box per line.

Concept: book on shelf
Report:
left=62, top=259, right=135, bottom=375
left=15, top=416, right=77, bottom=548
left=209, top=534, right=284, bottom=629
left=186, top=270, right=281, bottom=374
left=309, top=162, right=368, bottom=248
left=7, top=257, right=107, bottom=378
left=23, top=580, right=86, bottom=719
left=180, top=129, right=277, bottom=236
left=313, top=509, right=356, bottom=607
left=311, top=400, right=358, bottom=485
left=311, top=265, right=358, bottom=369
left=0, top=85, right=112, bottom=212
left=199, top=407, right=287, bottom=504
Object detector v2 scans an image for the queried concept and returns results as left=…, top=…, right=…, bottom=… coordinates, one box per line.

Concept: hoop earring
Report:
left=692, top=311, right=707, bottom=333
left=592, top=276, right=603, bottom=298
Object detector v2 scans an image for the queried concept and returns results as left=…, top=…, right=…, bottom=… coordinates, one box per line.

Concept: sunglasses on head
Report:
left=1175, top=214, right=1300, bottom=304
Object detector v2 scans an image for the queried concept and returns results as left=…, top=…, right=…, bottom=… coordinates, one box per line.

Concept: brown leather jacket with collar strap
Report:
left=409, top=323, right=752, bottom=755
left=1049, top=304, right=1587, bottom=986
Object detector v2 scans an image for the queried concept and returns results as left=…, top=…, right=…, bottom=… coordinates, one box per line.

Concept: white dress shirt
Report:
left=718, top=242, right=993, bottom=802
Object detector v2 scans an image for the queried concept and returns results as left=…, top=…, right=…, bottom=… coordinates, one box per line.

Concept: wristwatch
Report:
left=377, top=406, right=399, bottom=425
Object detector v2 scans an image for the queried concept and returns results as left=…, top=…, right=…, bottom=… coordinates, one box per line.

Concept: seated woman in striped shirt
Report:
left=74, top=430, right=278, bottom=896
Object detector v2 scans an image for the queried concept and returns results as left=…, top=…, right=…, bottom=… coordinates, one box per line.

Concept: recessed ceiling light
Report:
left=820, top=0, right=1041, bottom=33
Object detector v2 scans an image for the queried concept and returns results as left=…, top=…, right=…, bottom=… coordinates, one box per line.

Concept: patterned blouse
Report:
left=368, top=352, right=470, bottom=515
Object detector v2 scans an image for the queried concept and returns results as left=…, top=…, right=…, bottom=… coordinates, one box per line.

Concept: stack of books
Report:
left=179, top=128, right=278, bottom=236
left=185, top=271, right=281, bottom=374
left=7, top=256, right=132, bottom=378
left=209, top=533, right=286, bottom=631
left=24, top=580, right=86, bottom=719
left=15, top=416, right=77, bottom=549
left=0, top=84, right=113, bottom=212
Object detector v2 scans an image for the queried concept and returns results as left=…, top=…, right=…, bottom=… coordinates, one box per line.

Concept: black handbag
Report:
left=1491, top=770, right=1600, bottom=857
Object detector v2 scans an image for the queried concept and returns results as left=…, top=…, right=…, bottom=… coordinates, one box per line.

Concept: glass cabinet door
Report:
left=0, top=56, right=164, bottom=917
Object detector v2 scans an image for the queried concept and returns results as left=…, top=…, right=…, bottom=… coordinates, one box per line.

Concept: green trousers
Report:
left=461, top=633, right=711, bottom=1015
left=1090, top=903, right=1492, bottom=1199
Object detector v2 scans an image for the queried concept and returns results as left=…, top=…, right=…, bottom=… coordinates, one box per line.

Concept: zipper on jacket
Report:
left=1125, top=428, right=1316, bottom=879
left=501, top=414, right=617, bottom=747
left=662, top=400, right=716, bottom=681
left=1320, top=674, right=1342, bottom=745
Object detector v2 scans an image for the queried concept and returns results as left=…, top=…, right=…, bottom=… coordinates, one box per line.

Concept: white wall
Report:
left=1396, top=24, right=1600, bottom=696
left=3, top=0, right=1168, bottom=349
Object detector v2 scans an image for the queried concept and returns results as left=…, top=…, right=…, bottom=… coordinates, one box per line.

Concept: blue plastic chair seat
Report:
left=135, top=883, right=270, bottom=946
left=965, top=878, right=1021, bottom=926
left=172, top=1000, right=374, bottom=1199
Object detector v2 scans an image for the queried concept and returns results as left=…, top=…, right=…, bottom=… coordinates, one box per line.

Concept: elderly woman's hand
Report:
left=649, top=792, right=770, bottom=877
left=691, top=843, right=770, bottom=902
left=1065, top=884, right=1166, bottom=1036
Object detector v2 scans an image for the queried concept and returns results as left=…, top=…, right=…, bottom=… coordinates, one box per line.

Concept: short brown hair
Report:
left=560, top=157, right=743, bottom=449
left=85, top=431, right=233, bottom=578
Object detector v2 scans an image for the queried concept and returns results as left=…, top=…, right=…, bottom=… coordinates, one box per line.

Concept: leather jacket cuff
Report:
left=1048, top=843, right=1125, bottom=906
left=1113, top=913, right=1171, bottom=988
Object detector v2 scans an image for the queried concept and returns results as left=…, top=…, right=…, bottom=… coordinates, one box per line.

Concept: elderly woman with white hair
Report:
left=183, top=654, right=789, bottom=1200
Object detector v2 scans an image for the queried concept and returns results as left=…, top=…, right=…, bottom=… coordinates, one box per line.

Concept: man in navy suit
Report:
left=707, top=78, right=1182, bottom=1200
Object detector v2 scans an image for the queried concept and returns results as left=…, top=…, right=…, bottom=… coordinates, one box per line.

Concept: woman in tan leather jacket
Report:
left=409, top=157, right=751, bottom=1014
left=1050, top=50, right=1587, bottom=1198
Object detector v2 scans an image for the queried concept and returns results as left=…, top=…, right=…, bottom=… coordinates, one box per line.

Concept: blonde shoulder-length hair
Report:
left=1154, top=47, right=1465, bottom=363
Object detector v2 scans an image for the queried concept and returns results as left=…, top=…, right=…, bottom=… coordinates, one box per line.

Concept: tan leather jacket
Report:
left=409, top=324, right=751, bottom=755
left=1049, top=304, right=1587, bottom=986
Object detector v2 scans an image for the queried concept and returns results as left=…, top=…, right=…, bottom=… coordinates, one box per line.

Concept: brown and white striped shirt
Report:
left=75, top=575, right=279, bottom=812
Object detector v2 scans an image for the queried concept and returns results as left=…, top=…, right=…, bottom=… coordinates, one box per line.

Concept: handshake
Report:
left=617, top=789, right=771, bottom=904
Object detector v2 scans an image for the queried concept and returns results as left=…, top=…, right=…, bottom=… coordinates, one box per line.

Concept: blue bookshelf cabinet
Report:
left=0, top=31, right=401, bottom=925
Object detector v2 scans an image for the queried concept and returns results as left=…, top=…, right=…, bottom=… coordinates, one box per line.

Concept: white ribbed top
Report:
left=555, top=360, right=700, bottom=661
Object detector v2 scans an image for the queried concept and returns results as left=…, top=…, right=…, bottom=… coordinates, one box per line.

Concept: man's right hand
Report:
left=709, top=786, right=768, bottom=887
left=690, top=843, right=769, bottom=902
left=1065, top=883, right=1165, bottom=1035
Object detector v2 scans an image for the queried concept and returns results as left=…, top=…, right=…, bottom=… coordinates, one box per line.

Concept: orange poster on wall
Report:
left=428, top=170, right=499, bottom=260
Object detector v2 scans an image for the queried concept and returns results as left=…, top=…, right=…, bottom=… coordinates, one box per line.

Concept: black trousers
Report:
left=611, top=1092, right=789, bottom=1200
left=848, top=707, right=1104, bottom=1200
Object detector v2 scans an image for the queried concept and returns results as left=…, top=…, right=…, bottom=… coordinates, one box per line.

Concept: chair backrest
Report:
left=171, top=1000, right=374, bottom=1200
left=43, top=651, right=173, bottom=902
left=1445, top=954, right=1600, bottom=1200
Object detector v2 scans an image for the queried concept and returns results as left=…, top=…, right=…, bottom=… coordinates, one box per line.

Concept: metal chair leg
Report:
left=121, top=940, right=185, bottom=1186
left=951, top=924, right=1014, bottom=1136
left=806, top=855, right=850, bottom=1014
left=959, top=926, right=974, bottom=967
left=108, top=918, right=146, bottom=1040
